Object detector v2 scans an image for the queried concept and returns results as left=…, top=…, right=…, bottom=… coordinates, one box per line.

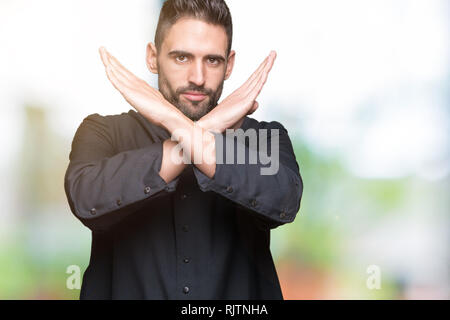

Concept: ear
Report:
left=146, top=42, right=159, bottom=74
left=224, top=50, right=236, bottom=80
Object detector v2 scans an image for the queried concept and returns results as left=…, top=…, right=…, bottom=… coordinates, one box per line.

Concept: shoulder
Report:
left=73, top=110, right=141, bottom=149
left=80, top=110, right=136, bottom=129
left=77, top=110, right=149, bottom=139
left=242, top=116, right=289, bottom=134
left=77, top=110, right=170, bottom=149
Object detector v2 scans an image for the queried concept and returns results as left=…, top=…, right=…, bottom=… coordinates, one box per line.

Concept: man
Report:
left=64, top=0, right=303, bottom=300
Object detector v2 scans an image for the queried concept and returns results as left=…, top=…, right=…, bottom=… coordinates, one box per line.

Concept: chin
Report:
left=179, top=102, right=211, bottom=120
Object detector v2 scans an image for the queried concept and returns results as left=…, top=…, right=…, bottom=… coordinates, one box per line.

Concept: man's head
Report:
left=146, top=0, right=235, bottom=121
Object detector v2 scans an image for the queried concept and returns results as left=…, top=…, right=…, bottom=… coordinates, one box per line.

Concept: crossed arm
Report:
left=64, top=48, right=302, bottom=232
left=98, top=47, right=277, bottom=183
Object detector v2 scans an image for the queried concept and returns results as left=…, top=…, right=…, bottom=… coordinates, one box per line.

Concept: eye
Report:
left=176, top=55, right=188, bottom=63
left=208, top=58, right=219, bottom=65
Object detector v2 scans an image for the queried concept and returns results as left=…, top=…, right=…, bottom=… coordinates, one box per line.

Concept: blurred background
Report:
left=0, top=0, right=448, bottom=299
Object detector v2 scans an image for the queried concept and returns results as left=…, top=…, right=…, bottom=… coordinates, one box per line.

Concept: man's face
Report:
left=148, top=18, right=235, bottom=121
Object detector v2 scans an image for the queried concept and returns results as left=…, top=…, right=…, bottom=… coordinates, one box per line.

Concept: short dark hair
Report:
left=155, top=0, right=233, bottom=55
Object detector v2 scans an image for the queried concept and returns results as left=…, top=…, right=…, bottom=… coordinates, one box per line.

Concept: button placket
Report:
left=173, top=174, right=199, bottom=299
left=174, top=194, right=196, bottom=299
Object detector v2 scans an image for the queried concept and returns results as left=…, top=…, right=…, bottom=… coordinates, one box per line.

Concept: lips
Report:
left=182, top=91, right=207, bottom=102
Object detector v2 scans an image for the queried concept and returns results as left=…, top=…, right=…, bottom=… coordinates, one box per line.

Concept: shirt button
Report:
left=226, top=186, right=233, bottom=193
left=144, top=186, right=151, bottom=194
left=90, top=208, right=97, bottom=216
left=182, top=225, right=189, bottom=232
left=183, top=258, right=190, bottom=264
left=280, top=212, right=287, bottom=219
left=116, top=199, right=122, bottom=206
left=251, top=199, right=258, bottom=208
left=183, top=286, right=190, bottom=294
left=181, top=194, right=188, bottom=200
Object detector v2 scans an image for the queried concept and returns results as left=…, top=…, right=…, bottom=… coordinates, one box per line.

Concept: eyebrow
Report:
left=168, top=50, right=226, bottom=62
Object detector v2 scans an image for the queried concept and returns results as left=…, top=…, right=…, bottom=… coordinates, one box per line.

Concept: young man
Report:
left=64, top=0, right=303, bottom=300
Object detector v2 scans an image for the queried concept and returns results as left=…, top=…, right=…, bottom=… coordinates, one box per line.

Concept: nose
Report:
left=187, top=59, right=206, bottom=87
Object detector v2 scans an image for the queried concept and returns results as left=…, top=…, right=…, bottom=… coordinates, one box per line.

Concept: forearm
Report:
left=158, top=97, right=249, bottom=182
left=195, top=106, right=246, bottom=134
left=161, top=109, right=217, bottom=179
left=192, top=122, right=303, bottom=230
left=159, top=139, right=187, bottom=183
left=65, top=124, right=179, bottom=232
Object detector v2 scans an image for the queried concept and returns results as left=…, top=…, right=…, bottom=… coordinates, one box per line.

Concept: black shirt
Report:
left=64, top=110, right=303, bottom=300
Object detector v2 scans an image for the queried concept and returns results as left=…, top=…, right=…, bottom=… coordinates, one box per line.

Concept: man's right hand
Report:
left=197, top=51, right=277, bottom=133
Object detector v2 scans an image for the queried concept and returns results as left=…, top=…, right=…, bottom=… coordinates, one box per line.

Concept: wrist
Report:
left=160, top=107, right=185, bottom=133
left=196, top=117, right=211, bottom=131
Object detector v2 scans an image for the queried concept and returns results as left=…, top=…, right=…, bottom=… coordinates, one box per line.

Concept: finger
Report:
left=100, top=47, right=123, bottom=81
left=105, top=65, right=122, bottom=92
left=100, top=47, right=135, bottom=85
left=265, top=51, right=277, bottom=74
left=247, top=51, right=277, bottom=100
left=250, top=51, right=275, bottom=82
left=105, top=64, right=130, bottom=94
left=249, top=52, right=273, bottom=91
left=99, top=46, right=109, bottom=68
left=101, top=50, right=136, bottom=86
left=248, top=101, right=259, bottom=115
left=259, top=51, right=277, bottom=86
left=245, top=55, right=269, bottom=85
left=236, top=54, right=269, bottom=94
left=241, top=55, right=270, bottom=91
left=244, top=51, right=276, bottom=94
left=259, top=51, right=277, bottom=82
left=108, top=61, right=132, bottom=86
left=105, top=49, right=137, bottom=82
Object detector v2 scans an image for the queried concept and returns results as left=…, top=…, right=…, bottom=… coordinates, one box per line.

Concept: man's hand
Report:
left=197, top=51, right=277, bottom=133
left=99, top=47, right=181, bottom=128
left=99, top=46, right=276, bottom=134
left=98, top=46, right=277, bottom=182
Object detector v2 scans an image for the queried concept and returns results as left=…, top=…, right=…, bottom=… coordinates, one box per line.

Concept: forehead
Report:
left=161, top=17, right=228, bottom=56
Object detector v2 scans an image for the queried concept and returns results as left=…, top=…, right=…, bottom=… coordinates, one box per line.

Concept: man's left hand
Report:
left=99, top=47, right=179, bottom=128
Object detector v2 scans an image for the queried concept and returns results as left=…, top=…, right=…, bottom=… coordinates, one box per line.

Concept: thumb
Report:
left=248, top=101, right=259, bottom=115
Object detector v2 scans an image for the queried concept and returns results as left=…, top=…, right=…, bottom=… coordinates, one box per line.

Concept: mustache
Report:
left=176, top=85, right=213, bottom=96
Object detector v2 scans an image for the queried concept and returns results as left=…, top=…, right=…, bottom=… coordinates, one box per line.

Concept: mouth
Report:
left=181, top=92, right=207, bottom=102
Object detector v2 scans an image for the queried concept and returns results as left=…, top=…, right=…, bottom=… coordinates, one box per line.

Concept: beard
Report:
left=157, top=67, right=225, bottom=121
